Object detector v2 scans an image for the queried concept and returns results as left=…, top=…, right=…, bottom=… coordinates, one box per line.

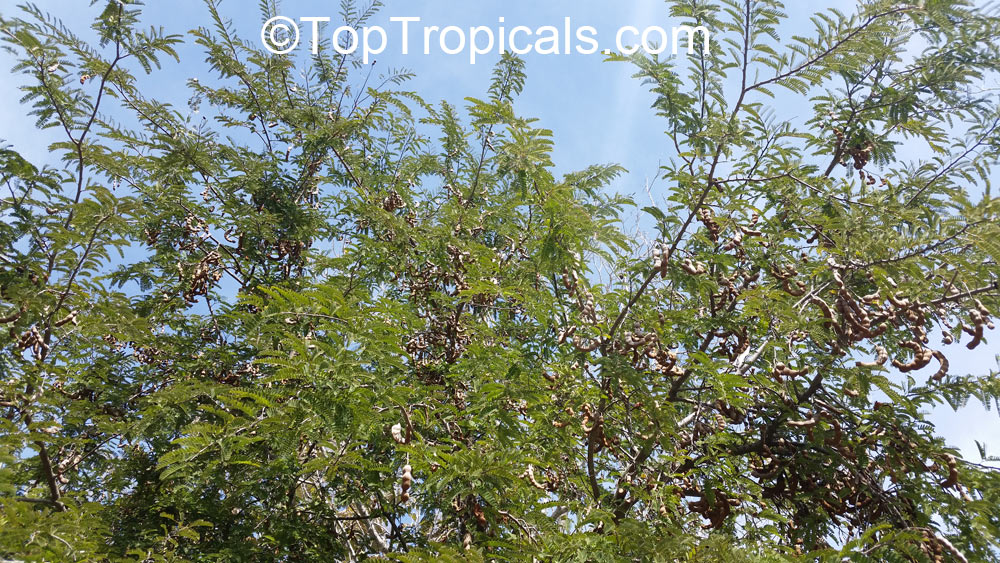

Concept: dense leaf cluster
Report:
left=2, top=0, right=1000, bottom=561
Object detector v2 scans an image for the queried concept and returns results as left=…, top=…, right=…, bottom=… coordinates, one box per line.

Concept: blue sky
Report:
left=1, top=0, right=997, bottom=463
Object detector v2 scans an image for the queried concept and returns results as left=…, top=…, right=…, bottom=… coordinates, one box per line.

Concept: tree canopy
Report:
left=2, top=0, right=1000, bottom=561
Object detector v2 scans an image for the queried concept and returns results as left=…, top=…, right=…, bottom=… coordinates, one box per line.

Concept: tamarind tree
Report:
left=2, top=0, right=1000, bottom=561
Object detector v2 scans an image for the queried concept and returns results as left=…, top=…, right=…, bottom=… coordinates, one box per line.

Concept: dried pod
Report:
left=930, top=350, right=949, bottom=382
left=400, top=464, right=412, bottom=503
left=472, top=501, right=487, bottom=530
left=772, top=363, right=809, bottom=381
left=697, top=207, right=721, bottom=241
left=390, top=423, right=406, bottom=444
left=53, top=310, right=78, bottom=328
left=891, top=340, right=933, bottom=373
left=782, top=279, right=807, bottom=296
left=680, top=258, right=707, bottom=276
left=787, top=417, right=818, bottom=428
left=856, top=345, right=888, bottom=368
left=966, top=310, right=985, bottom=350
left=939, top=454, right=958, bottom=488
left=0, top=306, right=24, bottom=325
left=523, top=465, right=549, bottom=491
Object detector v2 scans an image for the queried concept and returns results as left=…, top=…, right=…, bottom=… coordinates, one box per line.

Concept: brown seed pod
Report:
left=572, top=334, right=600, bottom=352
left=524, top=465, right=547, bottom=491
left=680, top=258, right=707, bottom=276
left=556, top=325, right=576, bottom=344
left=0, top=306, right=24, bottom=325
left=772, top=363, right=809, bottom=381
left=809, top=296, right=836, bottom=332
left=781, top=278, right=807, bottom=296
left=974, top=299, right=993, bottom=318
left=856, top=345, right=888, bottom=368
left=471, top=501, right=487, bottom=530
left=400, top=464, right=412, bottom=503
left=939, top=454, right=958, bottom=488
left=930, top=350, right=949, bottom=382
left=390, top=423, right=406, bottom=444
left=652, top=243, right=669, bottom=278
left=722, top=231, right=743, bottom=252
left=753, top=465, right=783, bottom=481
left=53, top=310, right=78, bottom=328
left=966, top=310, right=985, bottom=350
left=787, top=417, right=818, bottom=428
left=891, top=340, right=933, bottom=373
left=713, top=412, right=727, bottom=431
left=697, top=207, right=721, bottom=242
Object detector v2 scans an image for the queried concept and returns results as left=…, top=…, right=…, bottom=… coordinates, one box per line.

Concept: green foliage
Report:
left=2, top=0, right=1000, bottom=561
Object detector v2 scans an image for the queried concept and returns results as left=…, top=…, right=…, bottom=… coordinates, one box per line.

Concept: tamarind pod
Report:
left=787, top=418, right=817, bottom=427
left=687, top=498, right=708, bottom=512
left=556, top=325, right=576, bottom=344
left=18, top=330, right=36, bottom=350
left=825, top=418, right=843, bottom=447
left=967, top=323, right=983, bottom=350
left=891, top=341, right=933, bottom=372
left=680, top=259, right=706, bottom=276
left=865, top=322, right=888, bottom=337
left=399, top=465, right=413, bottom=503
left=856, top=345, right=888, bottom=368
left=809, top=296, right=836, bottom=331
left=930, top=350, right=948, bottom=382
left=572, top=335, right=600, bottom=352
left=940, top=470, right=958, bottom=488
left=53, top=310, right=77, bottom=328
left=751, top=463, right=782, bottom=480
left=722, top=231, right=743, bottom=251
left=782, top=279, right=806, bottom=296
left=473, top=503, right=492, bottom=527
left=391, top=423, right=407, bottom=444
left=761, top=478, right=785, bottom=499
left=837, top=299, right=865, bottom=335
left=831, top=269, right=845, bottom=289
left=934, top=532, right=970, bottom=563
left=974, top=299, right=992, bottom=317
left=847, top=295, right=872, bottom=325
left=886, top=292, right=909, bottom=308
left=0, top=306, right=23, bottom=324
